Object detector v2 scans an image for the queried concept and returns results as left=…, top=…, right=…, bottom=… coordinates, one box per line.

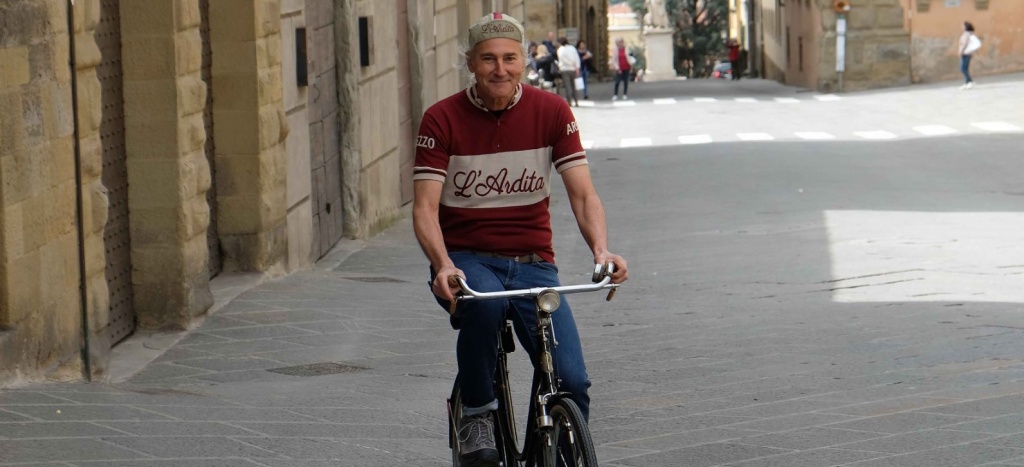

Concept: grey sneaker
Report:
left=458, top=412, right=500, bottom=466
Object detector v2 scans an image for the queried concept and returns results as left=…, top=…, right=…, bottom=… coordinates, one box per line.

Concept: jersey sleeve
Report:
left=413, top=110, right=449, bottom=183
left=551, top=100, right=587, bottom=174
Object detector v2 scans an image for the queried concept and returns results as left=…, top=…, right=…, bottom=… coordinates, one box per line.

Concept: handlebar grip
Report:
left=447, top=275, right=462, bottom=315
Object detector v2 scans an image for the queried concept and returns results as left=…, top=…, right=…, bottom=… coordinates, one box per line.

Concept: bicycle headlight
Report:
left=537, top=289, right=561, bottom=313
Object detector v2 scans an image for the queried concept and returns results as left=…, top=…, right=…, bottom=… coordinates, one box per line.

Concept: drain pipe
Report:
left=67, top=0, right=93, bottom=381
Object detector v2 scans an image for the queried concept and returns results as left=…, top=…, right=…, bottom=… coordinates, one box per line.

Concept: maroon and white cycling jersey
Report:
left=413, top=84, right=587, bottom=263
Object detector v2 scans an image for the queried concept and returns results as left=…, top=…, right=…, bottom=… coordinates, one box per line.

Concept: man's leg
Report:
left=621, top=71, right=629, bottom=97
left=433, top=254, right=508, bottom=466
left=560, top=71, right=575, bottom=103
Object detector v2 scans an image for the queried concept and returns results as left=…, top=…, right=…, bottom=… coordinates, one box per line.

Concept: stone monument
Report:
left=642, top=0, right=675, bottom=82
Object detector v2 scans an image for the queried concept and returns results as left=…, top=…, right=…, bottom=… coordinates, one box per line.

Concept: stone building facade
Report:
left=751, top=0, right=1023, bottom=92
left=903, top=0, right=1024, bottom=84
left=1, top=0, right=602, bottom=387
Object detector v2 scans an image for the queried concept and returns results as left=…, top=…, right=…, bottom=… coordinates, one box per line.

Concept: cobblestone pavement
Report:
left=3, top=76, right=1024, bottom=466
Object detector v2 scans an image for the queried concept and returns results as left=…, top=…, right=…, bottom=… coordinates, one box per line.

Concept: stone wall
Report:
left=119, top=0, right=214, bottom=332
left=0, top=0, right=83, bottom=384
left=816, top=0, right=911, bottom=92
left=209, top=0, right=289, bottom=271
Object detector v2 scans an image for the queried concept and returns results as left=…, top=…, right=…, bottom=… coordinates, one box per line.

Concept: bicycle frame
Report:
left=449, top=264, right=618, bottom=466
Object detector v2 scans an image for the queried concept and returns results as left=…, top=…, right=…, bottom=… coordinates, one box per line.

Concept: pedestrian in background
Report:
left=556, top=37, right=581, bottom=106
left=539, top=31, right=558, bottom=83
left=727, top=39, right=741, bottom=80
left=958, top=21, right=981, bottom=90
left=609, top=38, right=635, bottom=100
left=576, top=40, right=593, bottom=99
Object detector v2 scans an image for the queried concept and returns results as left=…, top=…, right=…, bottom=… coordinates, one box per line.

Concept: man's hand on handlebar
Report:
left=595, top=252, right=628, bottom=284
left=433, top=265, right=465, bottom=303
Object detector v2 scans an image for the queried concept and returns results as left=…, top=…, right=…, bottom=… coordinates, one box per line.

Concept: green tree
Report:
left=624, top=0, right=730, bottom=77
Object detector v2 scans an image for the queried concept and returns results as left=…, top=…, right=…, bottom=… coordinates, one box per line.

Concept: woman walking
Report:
left=958, top=21, right=980, bottom=90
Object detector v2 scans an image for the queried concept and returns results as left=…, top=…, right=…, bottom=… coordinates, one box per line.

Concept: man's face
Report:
left=468, top=38, right=525, bottom=103
left=616, top=39, right=625, bottom=49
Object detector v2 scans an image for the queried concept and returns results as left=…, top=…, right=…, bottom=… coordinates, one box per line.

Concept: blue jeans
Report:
left=580, top=67, right=590, bottom=97
left=961, top=54, right=973, bottom=83
left=613, top=70, right=630, bottom=96
left=431, top=252, right=591, bottom=420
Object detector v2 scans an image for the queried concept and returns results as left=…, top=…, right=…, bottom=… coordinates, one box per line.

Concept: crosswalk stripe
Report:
left=678, top=134, right=713, bottom=145
left=775, top=98, right=800, bottom=104
left=653, top=98, right=677, bottom=105
left=972, top=121, right=1023, bottom=132
left=914, top=125, right=957, bottom=136
left=855, top=130, right=898, bottom=140
left=612, top=100, right=637, bottom=107
left=576, top=100, right=596, bottom=107
left=581, top=140, right=595, bottom=149
left=735, top=97, right=758, bottom=103
left=737, top=132, right=774, bottom=141
left=694, top=97, right=717, bottom=102
left=815, top=94, right=841, bottom=101
left=621, top=138, right=652, bottom=147
left=795, top=132, right=836, bottom=140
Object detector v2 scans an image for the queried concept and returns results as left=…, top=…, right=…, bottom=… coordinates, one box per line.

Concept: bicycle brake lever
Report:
left=606, top=288, right=616, bottom=301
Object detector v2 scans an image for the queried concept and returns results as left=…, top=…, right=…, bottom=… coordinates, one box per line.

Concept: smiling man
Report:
left=412, top=12, right=628, bottom=467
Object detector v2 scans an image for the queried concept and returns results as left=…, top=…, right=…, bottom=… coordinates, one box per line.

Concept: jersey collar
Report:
left=466, top=83, right=523, bottom=112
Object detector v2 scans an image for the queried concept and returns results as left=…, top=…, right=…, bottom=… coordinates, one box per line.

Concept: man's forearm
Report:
left=413, top=210, right=453, bottom=271
left=574, top=194, right=610, bottom=256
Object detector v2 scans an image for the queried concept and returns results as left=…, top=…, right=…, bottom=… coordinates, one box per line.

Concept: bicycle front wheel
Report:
left=543, top=398, right=598, bottom=467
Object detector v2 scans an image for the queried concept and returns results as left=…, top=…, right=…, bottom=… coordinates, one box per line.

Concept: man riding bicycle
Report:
left=412, top=12, right=629, bottom=467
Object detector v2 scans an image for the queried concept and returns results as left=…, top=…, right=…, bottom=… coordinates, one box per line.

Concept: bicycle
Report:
left=446, top=263, right=620, bottom=467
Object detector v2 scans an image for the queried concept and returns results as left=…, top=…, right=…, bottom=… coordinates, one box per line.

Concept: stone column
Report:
left=209, top=0, right=289, bottom=271
left=120, top=0, right=214, bottom=329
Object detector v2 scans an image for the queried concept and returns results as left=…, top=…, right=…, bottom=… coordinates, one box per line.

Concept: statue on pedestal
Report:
left=643, top=0, right=670, bottom=31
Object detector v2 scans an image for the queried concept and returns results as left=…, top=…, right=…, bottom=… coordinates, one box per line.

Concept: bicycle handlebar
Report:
left=448, top=263, right=619, bottom=310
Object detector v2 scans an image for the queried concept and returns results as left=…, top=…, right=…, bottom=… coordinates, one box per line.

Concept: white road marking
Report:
left=775, top=97, right=801, bottom=103
left=735, top=97, right=758, bottom=103
left=972, top=121, right=1023, bottom=132
left=581, top=140, right=595, bottom=149
left=612, top=101, right=637, bottom=107
left=678, top=134, right=713, bottom=145
left=815, top=94, right=842, bottom=101
left=576, top=100, right=596, bottom=107
left=854, top=130, right=898, bottom=140
left=653, top=98, right=677, bottom=105
left=737, top=132, right=775, bottom=141
left=914, top=125, right=958, bottom=136
left=795, top=132, right=836, bottom=140
left=694, top=97, right=717, bottom=102
left=620, top=138, right=652, bottom=147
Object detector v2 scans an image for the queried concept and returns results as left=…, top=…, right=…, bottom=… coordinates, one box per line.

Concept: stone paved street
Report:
left=3, top=75, right=1024, bottom=466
